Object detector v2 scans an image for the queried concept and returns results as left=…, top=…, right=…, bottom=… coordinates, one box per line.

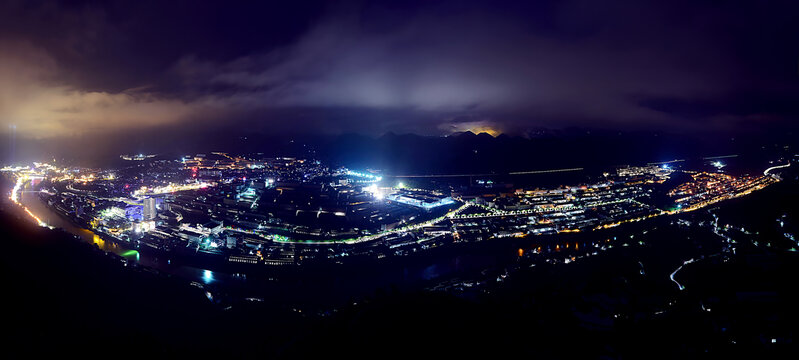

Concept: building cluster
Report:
left=451, top=180, right=658, bottom=240
left=616, top=164, right=673, bottom=178
left=120, top=154, right=157, bottom=161
left=4, top=155, right=782, bottom=268
left=667, top=171, right=776, bottom=211
left=18, top=155, right=458, bottom=266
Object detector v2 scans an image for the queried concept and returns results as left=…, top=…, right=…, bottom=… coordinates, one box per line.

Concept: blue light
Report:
left=346, top=170, right=382, bottom=182
left=202, top=269, right=215, bottom=284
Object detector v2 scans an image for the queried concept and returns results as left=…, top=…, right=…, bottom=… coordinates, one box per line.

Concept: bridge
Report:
left=391, top=167, right=584, bottom=178
left=764, top=162, right=791, bottom=176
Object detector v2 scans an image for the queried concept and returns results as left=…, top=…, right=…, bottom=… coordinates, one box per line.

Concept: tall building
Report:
left=143, top=197, right=157, bottom=220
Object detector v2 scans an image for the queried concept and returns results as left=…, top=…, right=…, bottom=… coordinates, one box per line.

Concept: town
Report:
left=3, top=153, right=783, bottom=268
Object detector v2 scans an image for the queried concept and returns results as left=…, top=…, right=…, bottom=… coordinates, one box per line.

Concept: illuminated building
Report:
left=387, top=190, right=456, bottom=210
left=143, top=198, right=157, bottom=220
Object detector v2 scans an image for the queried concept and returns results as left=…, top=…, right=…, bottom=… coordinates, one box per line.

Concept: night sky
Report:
left=1, top=0, right=798, bottom=140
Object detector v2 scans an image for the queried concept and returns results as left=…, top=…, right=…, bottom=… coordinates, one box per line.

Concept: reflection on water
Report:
left=92, top=234, right=104, bottom=248
left=202, top=270, right=215, bottom=284
left=121, top=249, right=140, bottom=262
left=17, top=182, right=214, bottom=284
left=15, top=180, right=602, bottom=303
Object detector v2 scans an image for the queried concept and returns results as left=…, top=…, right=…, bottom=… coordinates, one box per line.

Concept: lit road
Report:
left=508, top=167, right=584, bottom=175
left=647, top=159, right=685, bottom=165
left=8, top=174, right=49, bottom=227
left=669, top=258, right=695, bottom=291
left=764, top=163, right=790, bottom=176
left=3, top=161, right=783, bottom=248
left=702, top=154, right=737, bottom=160
left=391, top=167, right=583, bottom=178
left=273, top=202, right=473, bottom=245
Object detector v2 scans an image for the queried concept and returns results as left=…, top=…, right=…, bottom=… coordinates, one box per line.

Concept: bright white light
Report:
left=203, top=270, right=214, bottom=284
left=363, top=184, right=384, bottom=200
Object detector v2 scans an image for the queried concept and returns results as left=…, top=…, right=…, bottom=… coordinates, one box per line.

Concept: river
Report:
left=17, top=180, right=236, bottom=286
left=12, top=177, right=616, bottom=307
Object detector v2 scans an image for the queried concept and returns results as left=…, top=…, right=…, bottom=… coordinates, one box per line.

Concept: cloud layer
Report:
left=1, top=0, right=797, bottom=138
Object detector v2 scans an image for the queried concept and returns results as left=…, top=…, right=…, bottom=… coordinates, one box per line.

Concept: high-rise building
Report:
left=143, top=198, right=157, bottom=220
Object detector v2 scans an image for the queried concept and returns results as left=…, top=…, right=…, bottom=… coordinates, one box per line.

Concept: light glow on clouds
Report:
left=0, top=41, right=197, bottom=138
left=1, top=1, right=797, bottom=138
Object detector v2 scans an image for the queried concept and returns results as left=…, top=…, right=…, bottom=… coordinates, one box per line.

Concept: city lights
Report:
left=2, top=1, right=797, bottom=355
left=1, top=153, right=787, bottom=262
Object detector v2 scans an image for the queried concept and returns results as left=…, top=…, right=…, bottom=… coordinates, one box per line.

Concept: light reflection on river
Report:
left=15, top=180, right=603, bottom=295
left=13, top=179, right=584, bottom=305
left=18, top=181, right=226, bottom=285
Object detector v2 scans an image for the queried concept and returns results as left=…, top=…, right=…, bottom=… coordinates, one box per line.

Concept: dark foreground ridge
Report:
left=3, top=178, right=799, bottom=358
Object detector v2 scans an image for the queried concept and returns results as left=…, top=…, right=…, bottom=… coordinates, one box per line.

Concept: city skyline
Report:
left=1, top=1, right=798, bottom=357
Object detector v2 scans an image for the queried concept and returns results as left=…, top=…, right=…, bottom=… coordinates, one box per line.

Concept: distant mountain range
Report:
left=311, top=130, right=782, bottom=175
left=3, top=127, right=796, bottom=173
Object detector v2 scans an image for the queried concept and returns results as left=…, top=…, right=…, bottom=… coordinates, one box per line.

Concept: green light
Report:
left=121, top=250, right=139, bottom=257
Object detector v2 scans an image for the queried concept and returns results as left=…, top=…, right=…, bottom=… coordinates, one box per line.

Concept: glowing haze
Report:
left=1, top=0, right=798, bottom=140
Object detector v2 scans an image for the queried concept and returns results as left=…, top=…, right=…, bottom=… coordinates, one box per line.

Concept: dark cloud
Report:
left=1, top=0, right=798, bottom=138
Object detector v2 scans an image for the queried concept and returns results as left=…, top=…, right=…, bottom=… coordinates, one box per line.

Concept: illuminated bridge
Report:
left=764, top=162, right=791, bottom=176
left=391, top=167, right=583, bottom=178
